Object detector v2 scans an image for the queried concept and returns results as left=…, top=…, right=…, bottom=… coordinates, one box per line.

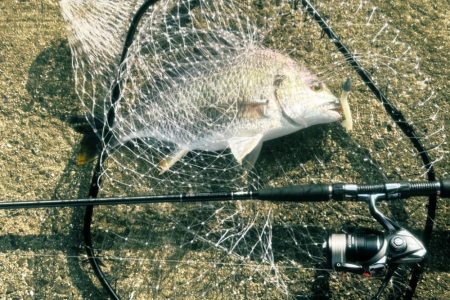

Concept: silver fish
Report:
left=111, top=48, right=342, bottom=173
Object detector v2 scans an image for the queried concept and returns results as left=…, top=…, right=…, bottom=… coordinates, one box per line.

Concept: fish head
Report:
left=274, top=64, right=342, bottom=129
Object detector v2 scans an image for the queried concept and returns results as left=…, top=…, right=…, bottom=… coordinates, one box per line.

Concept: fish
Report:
left=107, top=48, right=344, bottom=173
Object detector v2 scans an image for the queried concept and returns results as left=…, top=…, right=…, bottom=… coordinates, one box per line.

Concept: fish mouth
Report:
left=323, top=99, right=343, bottom=117
left=330, top=102, right=343, bottom=113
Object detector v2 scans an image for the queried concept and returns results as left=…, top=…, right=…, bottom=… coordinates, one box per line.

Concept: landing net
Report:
left=59, top=0, right=446, bottom=298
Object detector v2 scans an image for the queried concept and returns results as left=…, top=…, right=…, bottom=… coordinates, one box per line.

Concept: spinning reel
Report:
left=325, top=185, right=430, bottom=300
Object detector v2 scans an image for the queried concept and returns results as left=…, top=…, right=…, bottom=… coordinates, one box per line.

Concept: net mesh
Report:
left=3, top=0, right=446, bottom=298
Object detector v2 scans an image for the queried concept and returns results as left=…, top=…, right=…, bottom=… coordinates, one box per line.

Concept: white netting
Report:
left=60, top=0, right=446, bottom=298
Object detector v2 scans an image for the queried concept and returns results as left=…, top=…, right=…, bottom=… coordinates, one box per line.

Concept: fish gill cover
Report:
left=55, top=0, right=447, bottom=298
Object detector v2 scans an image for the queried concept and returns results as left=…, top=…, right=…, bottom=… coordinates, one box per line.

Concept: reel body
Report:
left=326, top=229, right=426, bottom=275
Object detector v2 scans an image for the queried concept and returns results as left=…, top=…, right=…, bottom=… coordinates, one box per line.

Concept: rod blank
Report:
left=0, top=179, right=448, bottom=210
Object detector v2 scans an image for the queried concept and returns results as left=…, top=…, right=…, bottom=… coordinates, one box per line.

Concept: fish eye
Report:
left=311, top=81, right=323, bottom=91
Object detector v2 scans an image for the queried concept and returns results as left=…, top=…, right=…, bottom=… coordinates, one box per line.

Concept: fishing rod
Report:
left=1, top=179, right=449, bottom=209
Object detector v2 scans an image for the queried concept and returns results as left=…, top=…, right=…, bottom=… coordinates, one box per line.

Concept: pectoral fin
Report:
left=159, top=148, right=189, bottom=174
left=228, top=134, right=263, bottom=166
left=237, top=99, right=269, bottom=119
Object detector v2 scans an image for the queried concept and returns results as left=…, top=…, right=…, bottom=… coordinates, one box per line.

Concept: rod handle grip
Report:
left=258, top=184, right=331, bottom=202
